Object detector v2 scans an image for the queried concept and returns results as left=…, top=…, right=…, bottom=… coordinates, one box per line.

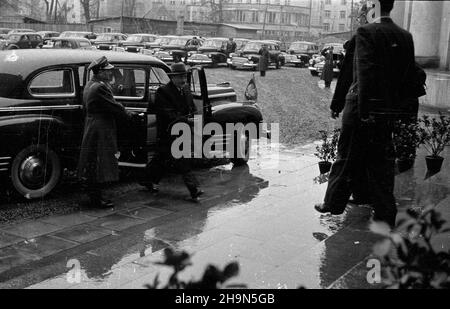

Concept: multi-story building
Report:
left=319, top=0, right=353, bottom=34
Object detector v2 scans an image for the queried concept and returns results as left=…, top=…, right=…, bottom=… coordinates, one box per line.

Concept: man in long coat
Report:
left=258, top=44, right=269, bottom=77
left=315, top=0, right=416, bottom=228
left=78, top=56, right=131, bottom=208
left=321, top=46, right=334, bottom=88
left=142, top=63, right=203, bottom=201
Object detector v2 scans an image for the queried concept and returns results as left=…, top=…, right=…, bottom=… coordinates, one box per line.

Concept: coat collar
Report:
left=372, top=16, right=393, bottom=24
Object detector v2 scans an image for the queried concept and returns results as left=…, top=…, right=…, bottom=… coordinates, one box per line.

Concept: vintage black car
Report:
left=0, top=49, right=262, bottom=199
left=286, top=41, right=319, bottom=67
left=93, top=33, right=128, bottom=50
left=0, top=33, right=43, bottom=50
left=37, top=31, right=60, bottom=46
left=186, top=37, right=228, bottom=67
left=229, top=40, right=282, bottom=70
left=158, top=36, right=202, bottom=63
left=43, top=38, right=96, bottom=50
left=59, top=31, right=97, bottom=42
left=144, top=35, right=177, bottom=52
left=120, top=34, right=158, bottom=53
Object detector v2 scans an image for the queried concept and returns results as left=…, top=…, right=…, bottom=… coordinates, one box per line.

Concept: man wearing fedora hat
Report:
left=142, top=62, right=204, bottom=201
left=78, top=56, right=132, bottom=208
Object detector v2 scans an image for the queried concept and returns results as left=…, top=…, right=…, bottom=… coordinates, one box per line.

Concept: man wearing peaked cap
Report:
left=141, top=62, right=204, bottom=202
left=78, top=56, right=132, bottom=208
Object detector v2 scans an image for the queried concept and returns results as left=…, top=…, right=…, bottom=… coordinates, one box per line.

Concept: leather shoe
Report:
left=314, top=203, right=344, bottom=215
left=190, top=189, right=204, bottom=202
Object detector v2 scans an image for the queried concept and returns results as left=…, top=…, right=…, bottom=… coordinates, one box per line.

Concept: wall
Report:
left=0, top=22, right=88, bottom=32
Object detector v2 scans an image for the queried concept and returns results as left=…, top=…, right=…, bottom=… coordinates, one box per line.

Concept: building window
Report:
left=341, top=0, right=346, bottom=5
left=339, top=24, right=345, bottom=31
left=340, top=11, right=346, bottom=19
left=237, top=10, right=246, bottom=22
left=252, top=11, right=259, bottom=22
left=325, top=0, right=331, bottom=5
left=268, top=12, right=276, bottom=23
left=325, top=10, right=331, bottom=18
left=323, top=23, right=330, bottom=32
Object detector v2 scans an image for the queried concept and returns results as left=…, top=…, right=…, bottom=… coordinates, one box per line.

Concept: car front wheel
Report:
left=11, top=145, right=61, bottom=199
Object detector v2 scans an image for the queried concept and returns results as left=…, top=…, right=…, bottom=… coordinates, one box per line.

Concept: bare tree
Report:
left=124, top=0, right=137, bottom=17
left=200, top=0, right=230, bottom=23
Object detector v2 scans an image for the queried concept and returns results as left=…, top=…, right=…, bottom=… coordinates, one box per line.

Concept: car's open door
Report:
left=189, top=66, right=211, bottom=119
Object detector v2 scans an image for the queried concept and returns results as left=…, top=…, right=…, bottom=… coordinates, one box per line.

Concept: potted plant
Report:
left=393, top=119, right=420, bottom=173
left=314, top=128, right=340, bottom=174
left=418, top=113, right=450, bottom=172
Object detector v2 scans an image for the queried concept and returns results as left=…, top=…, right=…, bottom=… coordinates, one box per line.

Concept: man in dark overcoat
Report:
left=315, top=0, right=416, bottom=228
left=321, top=46, right=334, bottom=88
left=225, top=38, right=237, bottom=56
left=258, top=44, right=269, bottom=77
left=78, top=56, right=131, bottom=208
left=142, top=63, right=204, bottom=201
left=326, top=4, right=371, bottom=206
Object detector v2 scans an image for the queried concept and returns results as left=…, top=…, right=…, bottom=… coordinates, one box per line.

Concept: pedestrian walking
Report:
left=141, top=63, right=204, bottom=202
left=78, top=56, right=132, bottom=208
left=258, top=44, right=269, bottom=77
left=328, top=3, right=371, bottom=206
left=314, top=0, right=417, bottom=229
left=321, top=46, right=334, bottom=88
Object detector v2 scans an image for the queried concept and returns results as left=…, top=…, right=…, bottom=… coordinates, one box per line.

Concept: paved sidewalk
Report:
left=0, top=139, right=449, bottom=289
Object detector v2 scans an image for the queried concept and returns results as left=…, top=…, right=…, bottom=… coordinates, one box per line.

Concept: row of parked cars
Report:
left=0, top=27, right=345, bottom=74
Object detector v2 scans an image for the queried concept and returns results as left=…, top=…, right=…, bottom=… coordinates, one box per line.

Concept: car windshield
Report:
left=97, top=34, right=115, bottom=40
left=290, top=43, right=312, bottom=51
left=168, top=38, right=189, bottom=46
left=61, top=32, right=87, bottom=38
left=202, top=39, right=224, bottom=48
left=243, top=42, right=261, bottom=51
left=125, top=35, right=143, bottom=42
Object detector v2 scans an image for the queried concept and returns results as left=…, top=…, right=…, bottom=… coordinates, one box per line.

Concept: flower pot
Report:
left=425, top=155, right=444, bottom=172
left=318, top=161, right=332, bottom=174
left=396, top=158, right=415, bottom=173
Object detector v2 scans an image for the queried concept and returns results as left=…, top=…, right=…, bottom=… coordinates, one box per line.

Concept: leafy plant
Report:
left=371, top=206, right=450, bottom=289
left=314, top=128, right=340, bottom=162
left=418, top=113, right=450, bottom=158
left=145, top=248, right=245, bottom=289
left=393, top=119, right=420, bottom=161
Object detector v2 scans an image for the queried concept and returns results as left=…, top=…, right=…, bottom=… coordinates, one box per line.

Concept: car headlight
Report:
left=249, top=61, right=254, bottom=64
left=169, top=51, right=172, bottom=55
left=208, top=54, right=212, bottom=58
left=248, top=56, right=252, bottom=60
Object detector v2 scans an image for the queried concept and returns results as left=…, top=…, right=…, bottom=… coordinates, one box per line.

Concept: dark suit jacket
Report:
left=343, top=17, right=415, bottom=125
left=330, top=36, right=356, bottom=114
left=154, top=80, right=197, bottom=147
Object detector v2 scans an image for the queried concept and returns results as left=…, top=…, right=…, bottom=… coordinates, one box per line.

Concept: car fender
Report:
left=0, top=114, right=71, bottom=156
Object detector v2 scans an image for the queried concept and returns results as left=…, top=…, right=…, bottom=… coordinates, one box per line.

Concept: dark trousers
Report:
left=324, top=121, right=396, bottom=226
left=84, top=182, right=107, bottom=203
left=145, top=152, right=199, bottom=196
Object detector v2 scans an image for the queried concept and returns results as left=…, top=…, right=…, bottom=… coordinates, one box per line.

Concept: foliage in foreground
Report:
left=145, top=248, right=246, bottom=289
left=371, top=206, right=450, bottom=289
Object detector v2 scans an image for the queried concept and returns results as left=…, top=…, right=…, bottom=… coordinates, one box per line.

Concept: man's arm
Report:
left=95, top=83, right=131, bottom=118
left=355, top=26, right=376, bottom=120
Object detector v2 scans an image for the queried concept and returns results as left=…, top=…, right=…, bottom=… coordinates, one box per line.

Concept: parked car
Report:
left=37, top=31, right=60, bottom=46
left=308, top=43, right=345, bottom=76
left=120, top=34, right=158, bottom=53
left=286, top=41, right=319, bottom=67
left=59, top=31, right=97, bottom=41
left=187, top=37, right=228, bottom=67
left=45, top=38, right=96, bottom=50
left=144, top=35, right=177, bottom=52
left=0, top=49, right=262, bottom=199
left=229, top=40, right=282, bottom=70
left=158, top=36, right=202, bottom=63
left=93, top=33, right=128, bottom=50
left=0, top=28, right=12, bottom=39
left=0, top=33, right=43, bottom=50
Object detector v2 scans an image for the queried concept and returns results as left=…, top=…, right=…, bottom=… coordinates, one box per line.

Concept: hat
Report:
left=88, top=56, right=114, bottom=72
left=168, top=62, right=188, bottom=76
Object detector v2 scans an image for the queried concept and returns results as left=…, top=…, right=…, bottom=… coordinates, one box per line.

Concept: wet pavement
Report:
left=0, top=138, right=449, bottom=289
